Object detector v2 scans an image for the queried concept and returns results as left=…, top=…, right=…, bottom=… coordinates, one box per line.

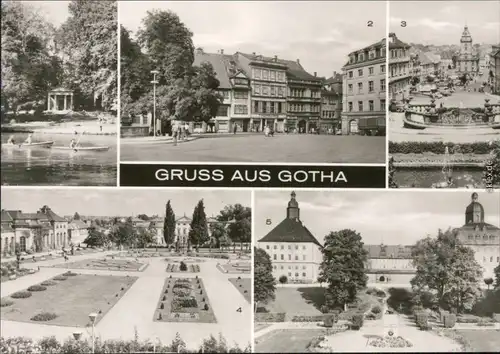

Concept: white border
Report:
left=250, top=189, right=256, bottom=352
left=116, top=1, right=121, bottom=187
left=385, top=0, right=390, bottom=189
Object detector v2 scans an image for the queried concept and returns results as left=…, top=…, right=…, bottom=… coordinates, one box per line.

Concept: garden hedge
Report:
left=389, top=141, right=492, bottom=155
left=254, top=312, right=286, bottom=322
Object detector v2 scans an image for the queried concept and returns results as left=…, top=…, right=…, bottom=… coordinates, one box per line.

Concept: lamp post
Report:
left=151, top=70, right=159, bottom=137
left=73, top=331, right=83, bottom=341
left=88, top=312, right=98, bottom=353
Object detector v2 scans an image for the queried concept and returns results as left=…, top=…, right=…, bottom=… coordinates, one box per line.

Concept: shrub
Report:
left=351, top=313, right=364, bottom=330
left=162, top=295, right=166, bottom=301
left=204, top=304, right=209, bottom=311
left=255, top=312, right=286, bottom=322
left=179, top=261, right=188, bottom=271
left=53, top=276, right=68, bottom=281
left=419, top=323, right=432, bottom=331
left=160, top=303, right=164, bottom=309
left=41, top=280, right=57, bottom=286
left=1, top=299, right=14, bottom=307
left=443, top=314, right=457, bottom=328
left=10, top=291, right=32, bottom=299
left=158, top=313, right=162, bottom=320
left=27, top=285, right=47, bottom=292
left=389, top=141, right=491, bottom=155
left=324, top=314, right=336, bottom=327
left=372, top=305, right=382, bottom=314
left=63, top=271, right=77, bottom=276
left=279, top=275, right=288, bottom=284
left=31, top=312, right=57, bottom=321
left=415, top=312, right=429, bottom=329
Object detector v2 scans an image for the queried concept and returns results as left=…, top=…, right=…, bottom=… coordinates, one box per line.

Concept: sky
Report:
left=119, top=1, right=387, bottom=78
left=390, top=1, right=500, bottom=45
left=25, top=1, right=71, bottom=26
left=254, top=190, right=500, bottom=245
left=1, top=189, right=250, bottom=218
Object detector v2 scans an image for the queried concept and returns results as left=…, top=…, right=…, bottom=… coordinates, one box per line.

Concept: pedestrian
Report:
left=184, top=122, right=189, bottom=138
left=172, top=122, right=179, bottom=146
left=233, top=124, right=237, bottom=134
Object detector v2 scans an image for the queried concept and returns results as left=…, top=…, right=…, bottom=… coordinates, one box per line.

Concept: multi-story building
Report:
left=194, top=49, right=251, bottom=133
left=364, top=244, right=415, bottom=284
left=490, top=45, right=500, bottom=94
left=320, top=72, right=343, bottom=133
left=1, top=211, right=16, bottom=256
left=457, top=25, right=479, bottom=77
left=257, top=191, right=323, bottom=283
left=1, top=206, right=69, bottom=254
left=235, top=52, right=288, bottom=132
left=68, top=219, right=90, bottom=246
left=455, top=192, right=500, bottom=280
left=388, top=33, right=411, bottom=101
left=341, top=38, right=386, bottom=135
left=282, top=60, right=322, bottom=133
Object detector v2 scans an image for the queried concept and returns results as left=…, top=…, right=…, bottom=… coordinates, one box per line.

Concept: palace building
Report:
left=388, top=33, right=411, bottom=101
left=257, top=192, right=323, bottom=283
left=457, top=25, right=479, bottom=77
left=341, top=38, right=386, bottom=135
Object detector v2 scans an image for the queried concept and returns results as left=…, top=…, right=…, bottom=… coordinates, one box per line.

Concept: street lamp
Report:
left=151, top=70, right=160, bottom=137
left=88, top=312, right=98, bottom=353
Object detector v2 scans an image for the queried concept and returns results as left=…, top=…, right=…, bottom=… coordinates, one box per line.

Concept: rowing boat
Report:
left=1, top=141, right=54, bottom=148
left=51, top=146, right=110, bottom=152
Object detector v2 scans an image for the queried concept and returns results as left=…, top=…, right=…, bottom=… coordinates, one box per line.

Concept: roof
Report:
left=364, top=244, right=414, bottom=259
left=389, top=33, right=410, bottom=50
left=49, top=87, right=73, bottom=93
left=458, top=222, right=500, bottom=231
left=70, top=219, right=89, bottom=229
left=5, top=210, right=48, bottom=220
left=194, top=51, right=232, bottom=89
left=258, top=218, right=322, bottom=247
left=41, top=209, right=66, bottom=222
left=1, top=224, right=14, bottom=233
left=206, top=217, right=218, bottom=223
left=176, top=215, right=191, bottom=223
left=1, top=210, right=14, bottom=222
left=325, top=73, right=343, bottom=84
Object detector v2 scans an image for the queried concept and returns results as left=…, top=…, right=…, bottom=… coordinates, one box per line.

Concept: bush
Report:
left=63, top=271, right=77, bottom=276
left=389, top=141, right=491, bottom=155
left=179, top=261, right=188, bottom=271
left=204, top=304, right=209, bottom=311
left=254, top=312, right=286, bottom=322
left=53, top=276, right=68, bottom=281
left=1, top=299, right=14, bottom=307
left=10, top=291, right=32, bottom=299
left=160, top=303, right=164, bottom=309
left=372, top=305, right=382, bottom=314
left=415, top=312, right=429, bottom=329
left=324, top=314, right=337, bottom=327
left=41, top=280, right=57, bottom=286
left=443, top=314, right=457, bottom=328
left=351, top=313, right=364, bottom=330
left=27, top=285, right=47, bottom=292
left=31, top=312, right=57, bottom=321
left=279, top=275, right=288, bottom=284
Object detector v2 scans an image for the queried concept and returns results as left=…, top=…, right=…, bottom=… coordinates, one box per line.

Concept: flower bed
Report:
left=368, top=336, right=413, bottom=348
left=291, top=315, right=325, bottom=322
left=254, top=312, right=286, bottom=322
left=10, top=291, right=32, bottom=299
left=31, top=312, right=57, bottom=322
left=27, top=285, right=47, bottom=292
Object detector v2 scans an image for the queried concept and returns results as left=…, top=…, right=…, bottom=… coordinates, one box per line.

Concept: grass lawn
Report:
left=218, top=262, right=251, bottom=274
left=52, top=258, right=145, bottom=271
left=254, top=323, right=272, bottom=333
left=229, top=278, right=251, bottom=303
left=442, top=330, right=500, bottom=352
left=263, top=287, right=324, bottom=316
left=255, top=329, right=325, bottom=353
left=1, top=274, right=137, bottom=327
left=154, top=277, right=216, bottom=323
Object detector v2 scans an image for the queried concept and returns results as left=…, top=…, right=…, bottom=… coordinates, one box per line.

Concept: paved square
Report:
left=228, top=278, right=251, bottom=303
left=1, top=273, right=137, bottom=327
left=121, top=135, right=386, bottom=163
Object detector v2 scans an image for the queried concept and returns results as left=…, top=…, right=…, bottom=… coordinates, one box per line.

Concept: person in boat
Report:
left=69, top=138, right=77, bottom=149
left=24, top=133, right=33, bottom=145
left=7, top=135, right=16, bottom=145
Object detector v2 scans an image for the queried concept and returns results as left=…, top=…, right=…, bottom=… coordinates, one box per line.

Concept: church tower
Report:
left=458, top=25, right=477, bottom=75
left=286, top=191, right=300, bottom=221
left=465, top=192, right=485, bottom=224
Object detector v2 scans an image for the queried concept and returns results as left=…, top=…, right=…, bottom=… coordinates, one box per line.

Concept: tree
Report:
left=188, top=199, right=209, bottom=250
left=108, top=222, right=136, bottom=249
left=163, top=201, right=176, bottom=246
left=55, top=0, right=117, bottom=111
left=137, top=214, right=149, bottom=221
left=318, top=229, right=368, bottom=311
left=410, top=228, right=483, bottom=313
left=217, top=204, right=252, bottom=252
left=83, top=228, right=107, bottom=248
left=73, top=212, right=80, bottom=220
left=136, top=226, right=154, bottom=249
left=279, top=275, right=288, bottom=285
left=495, top=264, right=500, bottom=289
left=254, top=248, right=276, bottom=305
left=209, top=221, right=226, bottom=250
left=484, top=278, right=494, bottom=290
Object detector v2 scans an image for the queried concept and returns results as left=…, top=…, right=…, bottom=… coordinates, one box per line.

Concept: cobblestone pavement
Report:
left=1, top=256, right=251, bottom=348
left=120, top=134, right=386, bottom=163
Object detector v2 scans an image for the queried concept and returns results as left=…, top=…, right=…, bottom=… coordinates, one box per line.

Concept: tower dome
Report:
left=287, top=191, right=300, bottom=220
left=465, top=192, right=484, bottom=224
left=460, top=25, right=472, bottom=43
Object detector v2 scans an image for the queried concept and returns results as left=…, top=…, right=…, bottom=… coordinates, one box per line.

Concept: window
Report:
left=281, top=245, right=284, bottom=250
left=295, top=255, right=298, bottom=260
left=273, top=245, right=277, bottom=249
left=270, top=86, right=276, bottom=96
left=295, top=245, right=298, bottom=250
left=270, top=102, right=275, bottom=113
left=358, top=101, right=363, bottom=112
left=380, top=65, right=385, bottom=73
left=262, top=86, right=269, bottom=96
left=19, top=236, right=26, bottom=252
left=273, top=254, right=277, bottom=260
left=253, top=69, right=261, bottom=79
left=490, top=257, right=493, bottom=262
left=266, top=245, right=269, bottom=249
left=302, top=245, right=306, bottom=250
left=358, top=82, right=363, bottom=93
left=280, top=266, right=284, bottom=269
left=358, top=69, right=363, bottom=77
left=369, top=67, right=374, bottom=75
left=221, top=91, right=229, bottom=99
left=295, top=272, right=299, bottom=277
left=302, top=273, right=306, bottom=277
left=380, top=79, right=386, bottom=91
left=348, top=71, right=353, bottom=78
left=381, top=99, right=386, bottom=112
left=278, top=102, right=283, bottom=113
left=281, top=254, right=284, bottom=260
left=348, top=84, right=353, bottom=93
left=270, top=71, right=276, bottom=81
left=254, top=85, right=261, bottom=94
left=288, top=254, right=291, bottom=260
left=369, top=100, right=374, bottom=111
left=368, top=81, right=374, bottom=92
left=234, top=105, right=248, bottom=114
left=303, top=266, right=306, bottom=269
left=234, top=91, right=248, bottom=99
left=348, top=102, right=353, bottom=112
left=288, top=245, right=291, bottom=250
left=468, top=235, right=473, bottom=240
left=262, top=101, right=267, bottom=113
left=278, top=87, right=284, bottom=97
left=288, top=272, right=292, bottom=276
left=303, top=255, right=306, bottom=261
left=262, top=70, right=269, bottom=80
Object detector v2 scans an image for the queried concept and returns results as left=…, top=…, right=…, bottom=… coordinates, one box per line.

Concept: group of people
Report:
left=171, top=121, right=191, bottom=146
left=6, top=132, right=80, bottom=148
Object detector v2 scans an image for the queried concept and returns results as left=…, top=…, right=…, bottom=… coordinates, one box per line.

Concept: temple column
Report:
left=54, top=94, right=59, bottom=111
left=70, top=93, right=74, bottom=111
left=63, top=95, right=67, bottom=111
left=47, top=93, right=51, bottom=111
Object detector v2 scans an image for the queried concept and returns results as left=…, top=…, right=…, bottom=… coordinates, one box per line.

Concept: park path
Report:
left=2, top=255, right=252, bottom=349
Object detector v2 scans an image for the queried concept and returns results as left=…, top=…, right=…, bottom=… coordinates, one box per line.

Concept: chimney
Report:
left=274, top=55, right=278, bottom=62
left=314, top=72, right=317, bottom=77
left=220, top=49, right=224, bottom=54
left=297, top=59, right=300, bottom=64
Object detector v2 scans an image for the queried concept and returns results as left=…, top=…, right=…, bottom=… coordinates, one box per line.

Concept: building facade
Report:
left=455, top=193, right=500, bottom=280
left=320, top=72, right=343, bottom=133
left=457, top=25, right=479, bottom=77
left=68, top=219, right=90, bottom=246
left=364, top=244, right=415, bottom=284
left=257, top=192, right=323, bottom=283
left=490, top=45, right=500, bottom=94
left=341, top=38, right=386, bottom=135
left=388, top=33, right=411, bottom=101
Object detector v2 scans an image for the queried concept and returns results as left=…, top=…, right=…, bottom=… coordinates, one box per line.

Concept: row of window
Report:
left=289, top=89, right=321, bottom=98
left=252, top=68, right=286, bottom=82
left=347, top=80, right=386, bottom=94
left=252, top=101, right=285, bottom=114
left=347, top=99, right=386, bottom=112
left=267, top=244, right=307, bottom=250
left=468, top=235, right=498, bottom=240
left=253, top=84, right=286, bottom=97
left=390, top=49, right=408, bottom=59
left=55, top=223, right=67, bottom=229
left=348, top=48, right=385, bottom=64
left=273, top=254, right=307, bottom=261
left=322, top=98, right=339, bottom=105
left=217, top=102, right=339, bottom=116
left=274, top=265, right=307, bottom=270
left=322, top=111, right=337, bottom=118
left=482, top=256, right=500, bottom=263
left=288, top=103, right=321, bottom=113
left=348, top=65, right=385, bottom=79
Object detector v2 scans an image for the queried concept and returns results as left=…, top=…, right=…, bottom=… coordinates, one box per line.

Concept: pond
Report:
left=1, top=132, right=117, bottom=186
left=394, top=167, right=485, bottom=188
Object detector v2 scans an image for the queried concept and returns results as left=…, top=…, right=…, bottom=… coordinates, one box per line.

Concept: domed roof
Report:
left=288, top=191, right=298, bottom=208
left=465, top=192, right=484, bottom=224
